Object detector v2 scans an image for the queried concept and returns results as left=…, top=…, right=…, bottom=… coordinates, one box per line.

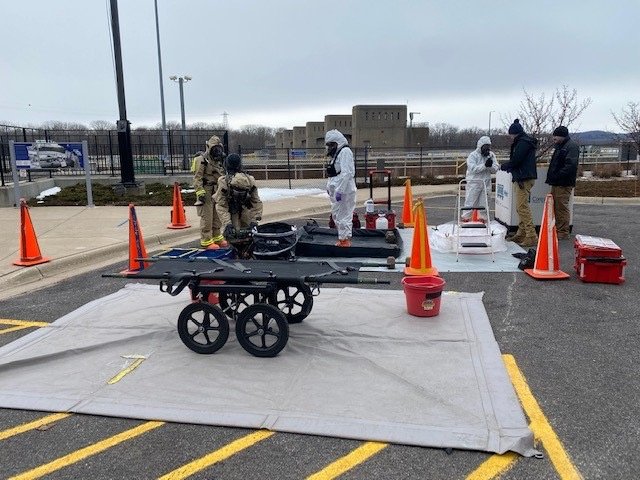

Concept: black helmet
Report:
left=225, top=153, right=242, bottom=174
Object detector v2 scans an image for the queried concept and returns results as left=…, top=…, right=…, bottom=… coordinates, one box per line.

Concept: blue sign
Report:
left=291, top=149, right=307, bottom=158
left=13, top=141, right=85, bottom=169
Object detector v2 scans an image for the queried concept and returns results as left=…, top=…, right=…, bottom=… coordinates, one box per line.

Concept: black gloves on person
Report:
left=485, top=158, right=493, bottom=168
left=249, top=221, right=259, bottom=230
left=223, top=224, right=236, bottom=239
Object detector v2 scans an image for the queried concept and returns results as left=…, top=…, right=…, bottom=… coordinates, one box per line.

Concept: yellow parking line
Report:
left=0, top=413, right=72, bottom=441
left=0, top=319, right=49, bottom=335
left=466, top=452, right=518, bottom=480
left=503, top=354, right=582, bottom=480
left=0, top=319, right=49, bottom=327
left=9, top=421, right=164, bottom=480
left=306, top=441, right=388, bottom=480
left=158, top=430, right=275, bottom=480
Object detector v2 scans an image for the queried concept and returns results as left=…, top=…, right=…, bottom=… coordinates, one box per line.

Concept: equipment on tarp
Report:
left=401, top=275, right=446, bottom=317
left=455, top=179, right=494, bottom=262
left=104, top=259, right=389, bottom=358
left=296, top=224, right=402, bottom=258
left=375, top=213, right=389, bottom=230
left=365, top=169, right=396, bottom=230
left=364, top=199, right=375, bottom=214
left=524, top=194, right=570, bottom=280
left=252, top=222, right=299, bottom=260
left=574, top=235, right=626, bottom=284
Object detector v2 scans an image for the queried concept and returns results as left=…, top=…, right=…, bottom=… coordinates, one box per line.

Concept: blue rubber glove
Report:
left=335, top=192, right=342, bottom=202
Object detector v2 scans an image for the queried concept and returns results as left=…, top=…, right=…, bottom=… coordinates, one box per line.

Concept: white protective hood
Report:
left=325, top=129, right=349, bottom=148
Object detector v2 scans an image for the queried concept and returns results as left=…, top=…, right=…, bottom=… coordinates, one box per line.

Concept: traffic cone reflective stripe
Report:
left=121, top=204, right=150, bottom=274
left=13, top=199, right=51, bottom=267
left=404, top=199, right=438, bottom=276
left=525, top=194, right=569, bottom=280
left=400, top=179, right=414, bottom=227
left=167, top=182, right=191, bottom=229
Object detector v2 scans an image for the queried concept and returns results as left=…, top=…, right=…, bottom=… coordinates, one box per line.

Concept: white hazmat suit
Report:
left=463, top=136, right=499, bottom=220
left=325, top=129, right=357, bottom=241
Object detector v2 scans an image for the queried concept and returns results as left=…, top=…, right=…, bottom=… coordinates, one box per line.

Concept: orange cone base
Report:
left=167, top=223, right=190, bottom=229
left=404, top=266, right=438, bottom=276
left=524, top=268, right=570, bottom=280
left=13, top=256, right=51, bottom=267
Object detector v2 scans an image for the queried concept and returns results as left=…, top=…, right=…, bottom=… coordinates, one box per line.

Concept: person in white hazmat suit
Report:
left=325, top=129, right=357, bottom=247
left=462, top=136, right=500, bottom=221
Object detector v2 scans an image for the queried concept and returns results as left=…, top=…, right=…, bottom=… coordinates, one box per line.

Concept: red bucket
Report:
left=401, top=275, right=446, bottom=317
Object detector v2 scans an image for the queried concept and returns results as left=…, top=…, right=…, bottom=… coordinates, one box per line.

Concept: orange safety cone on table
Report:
left=400, top=179, right=414, bottom=227
left=121, top=204, right=151, bottom=275
left=13, top=199, right=51, bottom=266
left=525, top=194, right=570, bottom=280
left=167, top=182, right=191, bottom=229
left=404, top=199, right=438, bottom=276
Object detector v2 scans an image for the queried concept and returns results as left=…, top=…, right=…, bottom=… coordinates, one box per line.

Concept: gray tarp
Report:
left=0, top=284, right=537, bottom=456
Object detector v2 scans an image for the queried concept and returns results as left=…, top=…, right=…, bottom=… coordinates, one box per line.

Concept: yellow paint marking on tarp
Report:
left=107, top=355, right=147, bottom=384
left=503, top=354, right=582, bottom=480
left=9, top=421, right=164, bottom=480
left=307, top=441, right=388, bottom=480
left=0, top=413, right=71, bottom=441
left=158, top=430, right=275, bottom=480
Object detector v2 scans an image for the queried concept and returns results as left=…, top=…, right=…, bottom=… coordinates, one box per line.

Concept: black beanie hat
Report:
left=553, top=126, right=569, bottom=137
left=508, top=119, right=524, bottom=135
left=225, top=153, right=242, bottom=173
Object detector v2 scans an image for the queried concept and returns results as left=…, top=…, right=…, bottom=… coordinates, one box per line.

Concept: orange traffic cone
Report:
left=400, top=179, right=414, bottom=227
left=121, top=204, right=150, bottom=275
left=525, top=194, right=569, bottom=280
left=471, top=208, right=480, bottom=222
left=167, top=182, right=190, bottom=229
left=404, top=199, right=438, bottom=276
left=13, top=199, right=51, bottom=267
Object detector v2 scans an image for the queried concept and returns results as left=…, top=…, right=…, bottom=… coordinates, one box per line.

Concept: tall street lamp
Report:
left=153, top=0, right=169, bottom=166
left=488, top=110, right=496, bottom=136
left=170, top=75, right=192, bottom=169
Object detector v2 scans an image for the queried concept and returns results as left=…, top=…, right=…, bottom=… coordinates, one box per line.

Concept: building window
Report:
left=365, top=112, right=368, bottom=121
left=397, top=112, right=400, bottom=120
left=378, top=113, right=381, bottom=120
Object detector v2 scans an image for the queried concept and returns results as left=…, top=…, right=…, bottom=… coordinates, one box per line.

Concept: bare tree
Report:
left=89, top=120, right=116, bottom=130
left=503, top=85, right=592, bottom=159
left=612, top=101, right=640, bottom=161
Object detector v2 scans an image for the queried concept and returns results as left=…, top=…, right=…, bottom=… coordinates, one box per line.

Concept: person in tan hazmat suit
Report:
left=214, top=153, right=263, bottom=242
left=192, top=135, right=227, bottom=248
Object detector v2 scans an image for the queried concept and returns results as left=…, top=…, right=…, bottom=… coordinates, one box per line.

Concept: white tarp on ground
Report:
left=0, top=285, right=537, bottom=456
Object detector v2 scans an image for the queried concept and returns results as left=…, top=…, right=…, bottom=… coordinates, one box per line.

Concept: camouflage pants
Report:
left=197, top=184, right=222, bottom=245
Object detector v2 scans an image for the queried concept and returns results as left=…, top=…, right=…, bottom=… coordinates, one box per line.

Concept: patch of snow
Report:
left=36, top=187, right=61, bottom=200
left=256, top=188, right=327, bottom=202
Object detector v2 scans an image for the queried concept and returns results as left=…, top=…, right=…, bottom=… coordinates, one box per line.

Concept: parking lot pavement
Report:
left=0, top=196, right=638, bottom=479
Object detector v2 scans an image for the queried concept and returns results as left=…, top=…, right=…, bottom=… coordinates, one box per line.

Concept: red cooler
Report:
left=574, top=235, right=626, bottom=285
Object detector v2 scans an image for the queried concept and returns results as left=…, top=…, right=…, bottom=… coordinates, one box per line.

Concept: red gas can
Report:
left=574, top=235, right=626, bottom=284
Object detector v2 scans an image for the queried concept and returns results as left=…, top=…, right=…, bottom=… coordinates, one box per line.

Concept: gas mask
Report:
left=325, top=143, right=337, bottom=157
left=480, top=144, right=491, bottom=157
left=209, top=145, right=224, bottom=159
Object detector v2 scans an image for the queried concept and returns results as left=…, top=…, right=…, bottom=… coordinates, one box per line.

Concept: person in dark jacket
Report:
left=546, top=126, right=579, bottom=239
left=500, top=119, right=539, bottom=247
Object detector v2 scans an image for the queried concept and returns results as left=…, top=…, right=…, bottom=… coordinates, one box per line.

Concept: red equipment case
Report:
left=574, top=235, right=626, bottom=284
left=365, top=169, right=396, bottom=230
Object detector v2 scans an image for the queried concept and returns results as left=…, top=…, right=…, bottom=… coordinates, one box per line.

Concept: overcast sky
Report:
left=1, top=0, right=638, bottom=132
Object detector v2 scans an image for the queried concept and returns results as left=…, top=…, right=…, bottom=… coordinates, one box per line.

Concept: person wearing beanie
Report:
left=500, top=119, right=539, bottom=247
left=546, top=126, right=579, bottom=239
left=214, top=153, right=263, bottom=243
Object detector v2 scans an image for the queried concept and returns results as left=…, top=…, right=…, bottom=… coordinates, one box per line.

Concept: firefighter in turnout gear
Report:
left=192, top=135, right=227, bottom=248
left=214, top=153, right=263, bottom=242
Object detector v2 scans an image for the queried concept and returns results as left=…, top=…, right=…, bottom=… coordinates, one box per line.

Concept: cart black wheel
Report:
left=177, top=303, right=229, bottom=354
left=219, top=282, right=268, bottom=319
left=235, top=304, right=289, bottom=357
left=268, top=282, right=313, bottom=324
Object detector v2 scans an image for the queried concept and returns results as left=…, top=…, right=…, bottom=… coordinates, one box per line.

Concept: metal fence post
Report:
left=22, top=128, right=27, bottom=142
left=108, top=130, right=115, bottom=177
left=419, top=146, right=423, bottom=177
left=287, top=148, right=292, bottom=189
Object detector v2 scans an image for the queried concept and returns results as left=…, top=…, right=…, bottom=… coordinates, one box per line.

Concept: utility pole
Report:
left=488, top=110, right=496, bottom=136
left=109, top=0, right=135, bottom=186
left=154, top=0, right=169, bottom=166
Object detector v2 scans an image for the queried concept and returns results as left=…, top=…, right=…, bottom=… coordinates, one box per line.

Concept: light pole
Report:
left=153, top=0, right=169, bottom=166
left=488, top=110, right=496, bottom=136
left=170, top=75, right=192, bottom=170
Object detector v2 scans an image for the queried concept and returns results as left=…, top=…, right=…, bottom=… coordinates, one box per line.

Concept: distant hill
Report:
left=572, top=130, right=625, bottom=145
